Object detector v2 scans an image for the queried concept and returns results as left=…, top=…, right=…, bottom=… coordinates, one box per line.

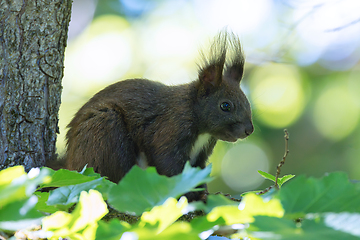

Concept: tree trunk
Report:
left=0, top=0, right=72, bottom=171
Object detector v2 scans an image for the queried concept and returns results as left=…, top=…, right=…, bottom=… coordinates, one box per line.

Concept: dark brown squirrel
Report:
left=64, top=31, right=254, bottom=201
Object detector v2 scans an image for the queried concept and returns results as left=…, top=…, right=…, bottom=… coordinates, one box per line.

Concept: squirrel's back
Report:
left=65, top=78, right=202, bottom=180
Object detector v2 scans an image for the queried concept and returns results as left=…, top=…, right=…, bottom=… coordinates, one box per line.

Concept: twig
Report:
left=325, top=17, right=360, bottom=32
left=274, top=129, right=289, bottom=189
left=256, top=129, right=290, bottom=195
left=256, top=185, right=274, bottom=195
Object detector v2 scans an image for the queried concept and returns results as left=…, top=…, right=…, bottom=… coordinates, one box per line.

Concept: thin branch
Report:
left=325, top=18, right=360, bottom=32
left=256, top=185, right=274, bottom=195
left=257, top=129, right=290, bottom=195
left=274, top=129, right=289, bottom=189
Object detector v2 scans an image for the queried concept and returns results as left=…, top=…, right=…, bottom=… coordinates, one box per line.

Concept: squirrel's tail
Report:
left=46, top=154, right=66, bottom=170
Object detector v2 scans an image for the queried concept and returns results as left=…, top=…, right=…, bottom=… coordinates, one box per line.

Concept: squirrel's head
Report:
left=195, top=31, right=254, bottom=142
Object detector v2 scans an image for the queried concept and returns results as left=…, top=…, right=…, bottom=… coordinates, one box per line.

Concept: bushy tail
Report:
left=45, top=154, right=66, bottom=170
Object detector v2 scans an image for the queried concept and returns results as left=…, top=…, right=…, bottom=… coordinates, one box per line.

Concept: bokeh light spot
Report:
left=250, top=64, right=306, bottom=128
left=196, top=0, right=273, bottom=34
left=313, top=84, right=360, bottom=141
left=76, top=32, right=132, bottom=82
left=63, top=15, right=132, bottom=96
left=142, top=22, right=198, bottom=61
left=221, top=143, right=269, bottom=192
left=349, top=70, right=360, bottom=108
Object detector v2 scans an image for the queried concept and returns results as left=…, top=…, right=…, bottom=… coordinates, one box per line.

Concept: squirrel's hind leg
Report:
left=66, top=108, right=137, bottom=183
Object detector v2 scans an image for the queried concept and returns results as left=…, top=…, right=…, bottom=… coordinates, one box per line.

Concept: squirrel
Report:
left=64, top=31, right=254, bottom=201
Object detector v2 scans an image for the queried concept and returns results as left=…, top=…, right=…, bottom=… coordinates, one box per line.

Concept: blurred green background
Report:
left=57, top=0, right=360, bottom=197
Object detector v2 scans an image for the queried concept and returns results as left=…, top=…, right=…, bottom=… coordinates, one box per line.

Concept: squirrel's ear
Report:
left=224, top=33, right=245, bottom=83
left=224, top=61, right=244, bottom=83
left=198, top=63, right=224, bottom=88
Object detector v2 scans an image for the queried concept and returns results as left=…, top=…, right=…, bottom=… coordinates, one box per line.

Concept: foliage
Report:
left=257, top=170, right=295, bottom=188
left=108, top=163, right=212, bottom=215
left=0, top=164, right=360, bottom=240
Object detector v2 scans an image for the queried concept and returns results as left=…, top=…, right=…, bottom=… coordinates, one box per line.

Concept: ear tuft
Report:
left=224, top=32, right=245, bottom=83
left=197, top=31, right=245, bottom=90
left=197, top=31, right=227, bottom=89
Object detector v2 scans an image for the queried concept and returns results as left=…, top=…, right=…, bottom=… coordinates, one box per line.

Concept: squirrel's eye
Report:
left=220, top=102, right=231, bottom=112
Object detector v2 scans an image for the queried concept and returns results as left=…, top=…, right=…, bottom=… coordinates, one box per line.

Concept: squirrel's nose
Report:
left=245, top=122, right=254, bottom=136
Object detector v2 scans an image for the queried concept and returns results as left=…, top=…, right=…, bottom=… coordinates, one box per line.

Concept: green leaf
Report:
left=172, top=162, right=213, bottom=194
left=39, top=168, right=98, bottom=188
left=132, top=221, right=201, bottom=240
left=191, top=194, right=239, bottom=213
left=249, top=216, right=360, bottom=240
left=140, top=197, right=189, bottom=234
left=96, top=220, right=131, bottom=240
left=0, top=167, right=51, bottom=207
left=82, top=167, right=103, bottom=178
left=207, top=193, right=284, bottom=225
left=0, top=184, right=26, bottom=208
left=249, top=216, right=296, bottom=238
left=35, top=192, right=59, bottom=214
left=257, top=171, right=295, bottom=188
left=108, top=163, right=213, bottom=215
left=0, top=197, right=44, bottom=231
left=277, top=174, right=295, bottom=187
left=277, top=172, right=360, bottom=216
left=0, top=165, right=27, bottom=185
left=42, top=190, right=109, bottom=240
left=46, top=177, right=112, bottom=209
left=258, top=170, right=276, bottom=182
left=119, top=198, right=226, bottom=240
left=189, top=215, right=226, bottom=236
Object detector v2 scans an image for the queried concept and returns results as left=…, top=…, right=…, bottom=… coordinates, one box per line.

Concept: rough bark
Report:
left=0, top=0, right=72, bottom=171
